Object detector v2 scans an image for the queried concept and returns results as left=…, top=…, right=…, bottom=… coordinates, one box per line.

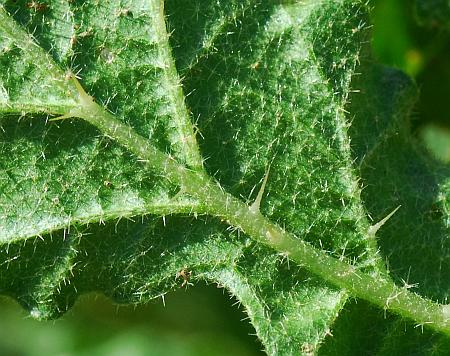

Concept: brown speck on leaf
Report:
left=176, top=268, right=192, bottom=287
left=250, top=61, right=260, bottom=70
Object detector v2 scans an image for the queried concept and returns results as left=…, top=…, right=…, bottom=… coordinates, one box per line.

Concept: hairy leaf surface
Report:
left=1, top=0, right=449, bottom=354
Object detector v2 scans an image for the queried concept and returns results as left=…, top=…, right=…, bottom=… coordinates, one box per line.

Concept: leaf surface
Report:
left=1, top=0, right=449, bottom=354
left=318, top=51, right=450, bottom=353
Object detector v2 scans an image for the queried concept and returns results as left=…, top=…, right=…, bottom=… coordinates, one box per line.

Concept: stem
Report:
left=71, top=84, right=450, bottom=336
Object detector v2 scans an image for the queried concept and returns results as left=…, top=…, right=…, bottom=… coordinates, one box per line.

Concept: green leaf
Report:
left=1, top=0, right=449, bottom=355
left=325, top=52, right=450, bottom=353
left=415, top=0, right=450, bottom=28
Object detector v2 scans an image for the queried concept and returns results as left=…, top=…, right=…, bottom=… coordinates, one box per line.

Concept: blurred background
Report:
left=0, top=285, right=264, bottom=356
left=372, top=0, right=450, bottom=162
left=1, top=0, right=450, bottom=355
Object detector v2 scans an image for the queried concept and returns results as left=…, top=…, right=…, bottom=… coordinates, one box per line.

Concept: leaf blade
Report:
left=3, top=0, right=447, bottom=354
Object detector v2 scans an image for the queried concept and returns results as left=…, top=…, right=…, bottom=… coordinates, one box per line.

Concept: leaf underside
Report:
left=0, top=0, right=449, bottom=355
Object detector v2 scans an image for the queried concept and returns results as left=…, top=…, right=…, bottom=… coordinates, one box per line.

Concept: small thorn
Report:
left=368, top=205, right=401, bottom=237
left=67, top=72, right=96, bottom=108
left=48, top=114, right=73, bottom=122
left=250, top=165, right=271, bottom=213
left=49, top=73, right=95, bottom=123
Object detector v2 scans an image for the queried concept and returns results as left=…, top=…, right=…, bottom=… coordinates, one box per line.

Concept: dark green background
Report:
left=1, top=0, right=450, bottom=355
